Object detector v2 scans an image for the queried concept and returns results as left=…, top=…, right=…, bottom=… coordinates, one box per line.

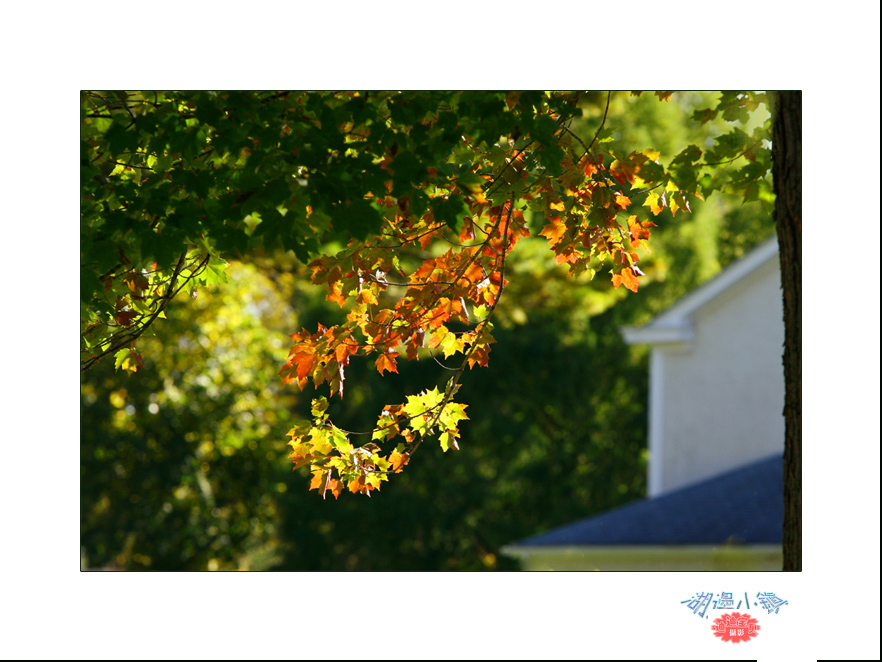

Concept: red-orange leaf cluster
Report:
left=627, top=216, right=656, bottom=249
left=278, top=97, right=693, bottom=497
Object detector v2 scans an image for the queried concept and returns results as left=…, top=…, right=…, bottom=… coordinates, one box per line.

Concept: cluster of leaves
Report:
left=286, top=388, right=468, bottom=498
left=81, top=90, right=772, bottom=498
left=278, top=91, right=771, bottom=497
left=81, top=247, right=228, bottom=373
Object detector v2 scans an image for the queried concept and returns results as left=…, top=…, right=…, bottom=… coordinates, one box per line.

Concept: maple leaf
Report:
left=669, top=190, right=692, bottom=216
left=539, top=217, right=567, bottom=246
left=348, top=475, right=368, bottom=494
left=325, top=283, right=347, bottom=307
left=440, top=402, right=469, bottom=429
left=123, top=272, right=149, bottom=293
left=611, top=267, right=640, bottom=293
left=389, top=450, right=410, bottom=473
left=644, top=191, right=666, bottom=216
left=692, top=107, right=718, bottom=125
left=466, top=344, right=491, bottom=368
left=418, top=226, right=441, bottom=249
left=311, top=397, right=330, bottom=420
left=328, top=426, right=352, bottom=453
left=609, top=159, right=637, bottom=187
left=592, top=185, right=613, bottom=208
left=283, top=344, right=317, bottom=386
left=440, top=331, right=462, bottom=359
left=427, top=326, right=449, bottom=349
left=114, top=347, right=143, bottom=374
left=356, top=288, right=378, bottom=305
left=440, top=430, right=460, bottom=452
left=375, top=350, right=400, bottom=375
left=309, top=469, right=344, bottom=499
left=114, top=309, right=138, bottom=326
left=459, top=218, right=476, bottom=242
left=365, top=474, right=385, bottom=490
left=627, top=216, right=655, bottom=248
left=334, top=340, right=357, bottom=365
left=327, top=478, right=344, bottom=499
left=309, top=469, right=327, bottom=491
left=289, top=450, right=310, bottom=472
left=614, top=193, right=631, bottom=210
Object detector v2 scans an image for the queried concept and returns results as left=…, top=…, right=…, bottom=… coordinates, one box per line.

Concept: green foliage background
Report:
left=80, top=92, right=773, bottom=570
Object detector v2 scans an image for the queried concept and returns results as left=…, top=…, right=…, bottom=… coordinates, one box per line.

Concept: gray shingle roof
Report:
left=510, top=453, right=783, bottom=547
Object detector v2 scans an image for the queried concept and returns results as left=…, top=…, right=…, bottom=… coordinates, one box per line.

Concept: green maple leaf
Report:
left=440, top=402, right=469, bottom=430
left=440, top=332, right=459, bottom=358
left=311, top=397, right=329, bottom=421
left=113, top=347, right=142, bottom=374
left=329, top=426, right=351, bottom=453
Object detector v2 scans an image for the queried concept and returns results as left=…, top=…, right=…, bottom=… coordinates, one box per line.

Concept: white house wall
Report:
left=654, top=256, right=785, bottom=495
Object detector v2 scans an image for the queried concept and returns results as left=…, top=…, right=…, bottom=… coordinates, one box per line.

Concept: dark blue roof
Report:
left=511, top=454, right=783, bottom=547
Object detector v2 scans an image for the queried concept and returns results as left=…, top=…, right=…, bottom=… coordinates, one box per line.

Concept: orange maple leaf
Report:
left=327, top=478, right=344, bottom=499
left=375, top=351, right=400, bottom=375
left=356, top=288, right=378, bottom=305
left=326, top=282, right=347, bottom=307
left=427, top=326, right=449, bottom=349
left=348, top=475, right=368, bottom=494
left=627, top=216, right=656, bottom=248
left=609, top=159, right=637, bottom=187
left=309, top=470, right=327, bottom=491
left=334, top=340, right=357, bottom=365
left=291, top=346, right=317, bottom=382
left=611, top=267, right=640, bottom=293
left=389, top=450, right=410, bottom=473
left=539, top=217, right=567, bottom=246
left=289, top=451, right=310, bottom=472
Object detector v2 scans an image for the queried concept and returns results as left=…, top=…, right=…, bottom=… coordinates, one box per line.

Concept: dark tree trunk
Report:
left=773, top=91, right=801, bottom=571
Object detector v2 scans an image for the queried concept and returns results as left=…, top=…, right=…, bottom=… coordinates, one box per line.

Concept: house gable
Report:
left=622, top=236, right=785, bottom=495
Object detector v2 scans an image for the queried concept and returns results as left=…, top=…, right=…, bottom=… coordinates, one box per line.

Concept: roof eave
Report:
left=621, top=236, right=779, bottom=347
left=621, top=323, right=694, bottom=346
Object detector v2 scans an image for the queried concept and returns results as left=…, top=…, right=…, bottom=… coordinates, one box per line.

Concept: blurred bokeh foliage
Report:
left=81, top=92, right=774, bottom=570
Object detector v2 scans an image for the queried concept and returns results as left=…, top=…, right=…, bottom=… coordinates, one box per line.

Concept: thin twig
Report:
left=80, top=252, right=207, bottom=372
left=580, top=91, right=612, bottom=165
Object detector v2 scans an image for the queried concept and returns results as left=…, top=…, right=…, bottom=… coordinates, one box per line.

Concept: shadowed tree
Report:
left=772, top=91, right=801, bottom=571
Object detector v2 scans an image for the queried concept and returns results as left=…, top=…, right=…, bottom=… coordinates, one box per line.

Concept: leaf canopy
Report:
left=81, top=90, right=772, bottom=497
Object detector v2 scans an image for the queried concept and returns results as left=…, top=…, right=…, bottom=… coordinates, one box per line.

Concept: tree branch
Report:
left=579, top=91, right=612, bottom=164
left=80, top=252, right=204, bottom=373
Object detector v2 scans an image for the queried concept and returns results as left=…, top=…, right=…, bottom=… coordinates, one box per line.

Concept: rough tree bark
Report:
left=773, top=91, right=802, bottom=571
